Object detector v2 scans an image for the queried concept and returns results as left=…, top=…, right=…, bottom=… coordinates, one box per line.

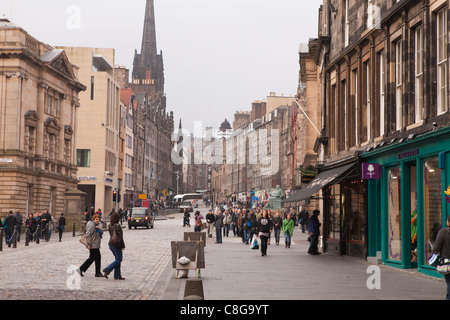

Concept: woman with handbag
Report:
left=103, top=212, right=125, bottom=280
left=77, top=214, right=104, bottom=278
left=432, top=215, right=450, bottom=300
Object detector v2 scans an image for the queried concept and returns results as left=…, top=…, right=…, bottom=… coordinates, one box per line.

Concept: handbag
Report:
left=436, top=258, right=450, bottom=275
left=110, top=225, right=122, bottom=247
left=79, top=230, right=96, bottom=248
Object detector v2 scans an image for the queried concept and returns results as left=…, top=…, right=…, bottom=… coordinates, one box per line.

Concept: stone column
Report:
left=64, top=188, right=86, bottom=233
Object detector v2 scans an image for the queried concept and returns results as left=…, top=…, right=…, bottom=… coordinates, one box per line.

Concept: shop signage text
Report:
left=397, top=149, right=419, bottom=160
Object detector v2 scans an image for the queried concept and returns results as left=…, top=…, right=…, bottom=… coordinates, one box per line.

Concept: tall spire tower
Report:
left=132, top=0, right=165, bottom=96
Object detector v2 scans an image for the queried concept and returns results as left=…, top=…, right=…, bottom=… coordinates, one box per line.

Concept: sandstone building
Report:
left=0, top=18, right=85, bottom=219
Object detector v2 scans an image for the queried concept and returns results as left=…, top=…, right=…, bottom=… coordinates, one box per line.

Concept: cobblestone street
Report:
left=0, top=212, right=185, bottom=300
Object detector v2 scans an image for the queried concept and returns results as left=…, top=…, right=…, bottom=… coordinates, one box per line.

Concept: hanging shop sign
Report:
left=361, top=163, right=381, bottom=180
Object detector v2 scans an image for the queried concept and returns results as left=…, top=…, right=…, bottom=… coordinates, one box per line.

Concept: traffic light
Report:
left=113, top=189, right=117, bottom=202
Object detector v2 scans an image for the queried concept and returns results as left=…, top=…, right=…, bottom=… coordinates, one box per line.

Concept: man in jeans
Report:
left=205, top=210, right=215, bottom=238
left=215, top=210, right=224, bottom=244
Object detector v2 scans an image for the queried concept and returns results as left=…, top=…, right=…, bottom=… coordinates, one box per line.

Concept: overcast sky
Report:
left=1, top=0, right=323, bottom=133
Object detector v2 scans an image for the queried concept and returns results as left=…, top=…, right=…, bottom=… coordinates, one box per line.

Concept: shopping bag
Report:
left=250, top=235, right=259, bottom=250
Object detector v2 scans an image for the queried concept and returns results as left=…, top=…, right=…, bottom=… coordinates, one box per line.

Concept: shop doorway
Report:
left=78, top=184, right=95, bottom=210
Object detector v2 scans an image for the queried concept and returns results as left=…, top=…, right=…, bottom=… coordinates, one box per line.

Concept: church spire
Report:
left=132, top=0, right=164, bottom=94
left=141, top=0, right=157, bottom=67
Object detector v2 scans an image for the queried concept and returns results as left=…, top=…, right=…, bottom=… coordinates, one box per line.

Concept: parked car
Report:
left=179, top=201, right=193, bottom=213
left=128, top=207, right=154, bottom=229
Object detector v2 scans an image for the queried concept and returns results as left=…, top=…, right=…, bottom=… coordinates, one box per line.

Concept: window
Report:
left=437, top=8, right=448, bottom=115
left=387, top=167, right=402, bottom=262
left=325, top=184, right=341, bottom=241
left=363, top=61, right=370, bottom=142
left=423, top=158, right=442, bottom=266
left=378, top=50, right=385, bottom=136
left=344, top=0, right=350, bottom=47
left=351, top=69, right=358, bottom=146
left=76, top=149, right=91, bottom=167
left=47, top=95, right=53, bottom=115
left=54, top=97, right=59, bottom=117
left=415, top=27, right=424, bottom=122
left=91, top=76, right=95, bottom=100
left=340, top=79, right=347, bottom=151
left=395, top=40, right=403, bottom=130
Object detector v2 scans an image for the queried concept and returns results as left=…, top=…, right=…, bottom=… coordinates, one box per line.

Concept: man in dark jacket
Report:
left=3, top=211, right=15, bottom=247
left=240, top=210, right=249, bottom=244
left=272, top=211, right=283, bottom=245
left=40, top=209, right=51, bottom=241
left=205, top=210, right=215, bottom=238
left=299, top=207, right=309, bottom=233
left=307, top=209, right=321, bottom=255
left=14, top=210, right=23, bottom=242
left=215, top=210, right=224, bottom=244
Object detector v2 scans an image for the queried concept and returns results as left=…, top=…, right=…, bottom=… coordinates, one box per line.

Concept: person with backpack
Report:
left=307, top=209, right=321, bottom=255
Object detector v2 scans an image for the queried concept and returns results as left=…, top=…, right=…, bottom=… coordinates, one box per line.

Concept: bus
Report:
left=174, top=193, right=203, bottom=206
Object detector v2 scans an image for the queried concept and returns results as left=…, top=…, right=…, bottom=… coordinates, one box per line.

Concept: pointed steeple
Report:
left=141, top=0, right=158, bottom=70
left=132, top=0, right=164, bottom=94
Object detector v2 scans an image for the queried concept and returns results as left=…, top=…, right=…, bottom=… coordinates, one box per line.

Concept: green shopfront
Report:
left=361, top=126, right=450, bottom=277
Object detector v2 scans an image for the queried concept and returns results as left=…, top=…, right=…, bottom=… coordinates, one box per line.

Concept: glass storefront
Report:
left=326, top=184, right=341, bottom=241
left=363, top=126, right=450, bottom=277
left=387, top=167, right=402, bottom=262
left=348, top=181, right=366, bottom=243
left=324, top=178, right=367, bottom=258
left=423, top=157, right=442, bottom=267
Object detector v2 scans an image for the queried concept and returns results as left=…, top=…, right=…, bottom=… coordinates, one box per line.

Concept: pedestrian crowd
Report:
left=1, top=209, right=66, bottom=247
left=186, top=203, right=322, bottom=257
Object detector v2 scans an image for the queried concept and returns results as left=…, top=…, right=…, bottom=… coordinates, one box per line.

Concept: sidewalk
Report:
left=161, top=227, right=446, bottom=300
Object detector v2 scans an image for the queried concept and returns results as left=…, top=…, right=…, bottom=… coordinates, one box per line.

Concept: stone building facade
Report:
left=0, top=18, right=85, bottom=219
left=296, top=0, right=450, bottom=266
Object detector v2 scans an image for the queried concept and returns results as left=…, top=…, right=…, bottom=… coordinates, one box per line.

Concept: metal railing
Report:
left=0, top=223, right=76, bottom=252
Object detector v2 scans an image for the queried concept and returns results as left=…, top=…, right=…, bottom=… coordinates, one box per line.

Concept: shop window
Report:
left=423, top=158, right=442, bottom=266
left=388, top=167, right=402, bottom=262
left=326, top=184, right=341, bottom=241
left=348, top=180, right=366, bottom=243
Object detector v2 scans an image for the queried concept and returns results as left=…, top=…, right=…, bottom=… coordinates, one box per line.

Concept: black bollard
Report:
left=0, top=227, right=3, bottom=252
left=73, top=223, right=76, bottom=237
left=25, top=227, right=30, bottom=246
left=36, top=226, right=40, bottom=244
left=13, top=226, right=17, bottom=248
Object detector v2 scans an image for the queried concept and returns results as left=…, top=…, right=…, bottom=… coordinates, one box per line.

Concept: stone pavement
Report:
left=0, top=208, right=447, bottom=301
left=0, top=212, right=185, bottom=300
left=161, top=215, right=447, bottom=301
